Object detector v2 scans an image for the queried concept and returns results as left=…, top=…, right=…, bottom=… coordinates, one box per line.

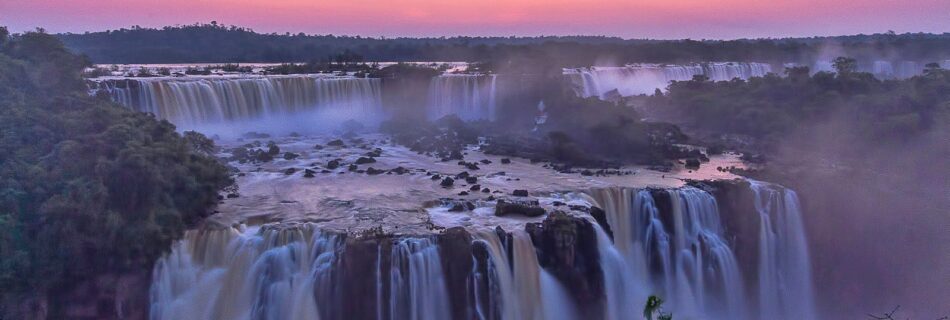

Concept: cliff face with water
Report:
left=90, top=75, right=383, bottom=127
left=143, top=180, right=817, bottom=320
left=563, top=62, right=773, bottom=98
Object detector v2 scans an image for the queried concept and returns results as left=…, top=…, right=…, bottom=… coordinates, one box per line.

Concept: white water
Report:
left=564, top=62, right=772, bottom=98
left=386, top=238, right=452, bottom=320
left=472, top=230, right=578, bottom=320
left=750, top=181, right=818, bottom=320
left=94, top=75, right=383, bottom=128
left=584, top=187, right=746, bottom=319
left=427, top=74, right=498, bottom=121
left=150, top=225, right=340, bottom=320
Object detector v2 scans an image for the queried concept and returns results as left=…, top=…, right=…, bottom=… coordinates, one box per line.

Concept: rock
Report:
left=348, top=164, right=358, bottom=171
left=303, top=169, right=316, bottom=178
left=389, top=167, right=408, bottom=175
left=470, top=184, right=481, bottom=191
left=500, top=158, right=511, bottom=164
left=455, top=171, right=470, bottom=179
left=449, top=150, right=464, bottom=160
left=685, top=158, right=701, bottom=169
left=458, top=191, right=469, bottom=196
left=465, top=176, right=478, bottom=184
left=366, top=167, right=385, bottom=175
left=284, top=168, right=297, bottom=175
left=326, top=160, right=341, bottom=170
left=365, top=149, right=382, bottom=157
left=482, top=188, right=490, bottom=193
left=355, top=157, right=376, bottom=164
left=495, top=200, right=546, bottom=217
left=580, top=169, right=593, bottom=176
left=446, top=199, right=476, bottom=212
left=283, top=152, right=300, bottom=160
left=430, top=174, right=441, bottom=181
left=479, top=159, right=492, bottom=164
left=226, top=193, right=239, bottom=198
left=440, top=177, right=455, bottom=187
left=553, top=201, right=565, bottom=206
left=588, top=206, right=613, bottom=239
left=313, top=144, right=324, bottom=150
left=512, top=189, right=529, bottom=197
left=327, top=139, right=345, bottom=147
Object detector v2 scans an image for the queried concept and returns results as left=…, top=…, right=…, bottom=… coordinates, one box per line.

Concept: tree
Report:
left=833, top=56, right=858, bottom=74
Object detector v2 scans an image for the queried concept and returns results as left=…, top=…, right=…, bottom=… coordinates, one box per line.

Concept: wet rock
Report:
left=512, top=189, right=529, bottom=197
left=284, top=168, right=297, bottom=175
left=469, top=184, right=481, bottom=191
left=327, top=139, right=345, bottom=147
left=458, top=191, right=469, bottom=196
left=465, top=176, right=478, bottom=184
left=500, top=158, right=511, bottom=164
left=313, top=144, right=324, bottom=150
left=440, top=177, right=455, bottom=187
left=355, top=157, right=376, bottom=164
left=495, top=200, right=545, bottom=217
left=303, top=169, right=316, bottom=178
left=430, top=174, right=442, bottom=181
left=365, top=149, right=382, bottom=157
left=685, top=158, right=701, bottom=169
left=226, top=193, right=239, bottom=199
left=479, top=159, right=491, bottom=164
left=389, top=167, right=408, bottom=175
left=326, top=159, right=341, bottom=170
left=242, top=131, right=271, bottom=139
left=481, top=188, right=490, bottom=193
left=455, top=171, right=470, bottom=179
left=283, top=152, right=300, bottom=160
left=348, top=164, right=358, bottom=172
left=366, top=167, right=385, bottom=175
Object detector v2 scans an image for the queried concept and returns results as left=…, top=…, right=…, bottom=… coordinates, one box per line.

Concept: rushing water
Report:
left=584, top=187, right=746, bottom=320
left=150, top=184, right=817, bottom=320
left=427, top=74, right=498, bottom=121
left=563, top=62, right=772, bottom=98
left=750, top=180, right=818, bottom=320
left=93, top=75, right=383, bottom=127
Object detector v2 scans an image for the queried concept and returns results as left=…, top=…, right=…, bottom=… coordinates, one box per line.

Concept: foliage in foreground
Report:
left=0, top=27, right=232, bottom=305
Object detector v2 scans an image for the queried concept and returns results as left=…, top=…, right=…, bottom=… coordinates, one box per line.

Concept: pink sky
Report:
left=1, top=0, right=948, bottom=39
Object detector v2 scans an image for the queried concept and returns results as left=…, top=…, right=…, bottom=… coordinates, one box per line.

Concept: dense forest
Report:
left=57, top=23, right=950, bottom=66
left=0, top=27, right=231, bottom=317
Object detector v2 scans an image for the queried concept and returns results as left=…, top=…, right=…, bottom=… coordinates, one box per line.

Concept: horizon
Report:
left=3, top=0, right=949, bottom=40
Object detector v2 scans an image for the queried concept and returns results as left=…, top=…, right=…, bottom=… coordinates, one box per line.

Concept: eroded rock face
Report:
left=526, top=212, right=604, bottom=316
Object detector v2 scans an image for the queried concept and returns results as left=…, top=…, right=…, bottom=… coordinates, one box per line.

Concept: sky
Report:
left=1, top=0, right=948, bottom=39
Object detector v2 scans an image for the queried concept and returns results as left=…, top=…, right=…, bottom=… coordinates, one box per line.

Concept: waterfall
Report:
left=750, top=181, right=818, bottom=320
left=427, top=74, right=498, bottom=121
left=149, top=225, right=341, bottom=320
left=386, top=238, right=451, bottom=320
left=93, top=75, right=383, bottom=127
left=564, top=62, right=772, bottom=98
left=472, top=230, right=578, bottom=320
left=584, top=187, right=746, bottom=320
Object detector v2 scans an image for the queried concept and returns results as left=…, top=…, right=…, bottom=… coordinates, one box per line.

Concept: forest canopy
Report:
left=57, top=23, right=950, bottom=65
left=0, top=27, right=231, bottom=312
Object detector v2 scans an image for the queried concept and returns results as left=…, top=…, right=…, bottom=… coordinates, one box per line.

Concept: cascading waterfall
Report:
left=385, top=238, right=451, bottom=320
left=750, top=180, right=818, bottom=320
left=149, top=184, right=818, bottom=320
left=92, top=75, right=383, bottom=126
left=471, top=230, right=577, bottom=320
left=427, top=74, right=498, bottom=121
left=149, top=225, right=340, bottom=320
left=584, top=187, right=746, bottom=320
left=563, top=62, right=772, bottom=98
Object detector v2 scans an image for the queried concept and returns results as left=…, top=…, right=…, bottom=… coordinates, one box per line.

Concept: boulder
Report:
left=495, top=200, right=545, bottom=217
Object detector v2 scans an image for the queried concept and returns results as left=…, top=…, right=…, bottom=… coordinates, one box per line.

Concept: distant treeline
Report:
left=56, top=23, right=950, bottom=66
